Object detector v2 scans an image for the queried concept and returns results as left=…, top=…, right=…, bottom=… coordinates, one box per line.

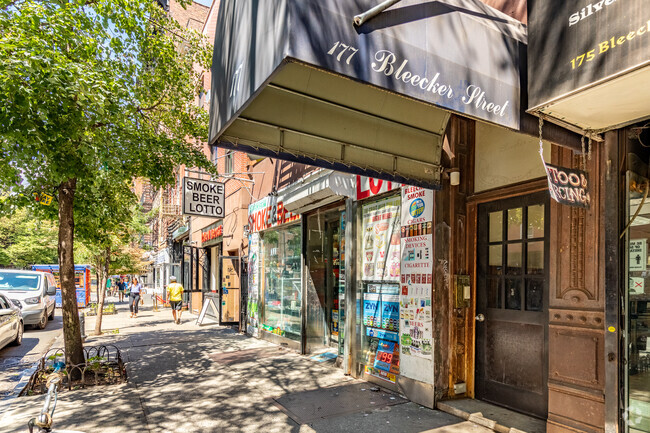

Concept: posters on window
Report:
left=361, top=196, right=401, bottom=282
left=629, top=239, right=647, bottom=272
left=400, top=186, right=433, bottom=363
left=247, top=232, right=260, bottom=337
left=363, top=282, right=401, bottom=383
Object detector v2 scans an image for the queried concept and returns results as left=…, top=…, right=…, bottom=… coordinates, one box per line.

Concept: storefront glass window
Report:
left=260, top=225, right=302, bottom=341
left=625, top=172, right=650, bottom=433
left=357, top=195, right=401, bottom=383
left=305, top=209, right=344, bottom=354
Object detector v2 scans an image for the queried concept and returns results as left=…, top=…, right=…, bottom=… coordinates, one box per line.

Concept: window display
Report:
left=261, top=225, right=302, bottom=341
left=358, top=196, right=401, bottom=383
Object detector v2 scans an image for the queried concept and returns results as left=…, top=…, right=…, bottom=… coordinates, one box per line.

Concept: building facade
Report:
left=205, top=1, right=650, bottom=432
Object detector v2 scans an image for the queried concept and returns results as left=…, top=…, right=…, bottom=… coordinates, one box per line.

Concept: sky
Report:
left=193, top=0, right=213, bottom=7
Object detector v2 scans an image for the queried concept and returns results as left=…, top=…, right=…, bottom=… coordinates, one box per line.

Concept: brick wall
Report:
left=170, top=0, right=209, bottom=30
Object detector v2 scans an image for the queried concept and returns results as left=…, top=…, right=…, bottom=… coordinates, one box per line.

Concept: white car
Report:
left=0, top=270, right=56, bottom=329
left=0, top=292, right=23, bottom=349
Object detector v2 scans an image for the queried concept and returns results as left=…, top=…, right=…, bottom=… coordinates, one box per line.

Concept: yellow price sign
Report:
left=40, top=193, right=53, bottom=206
left=34, top=192, right=53, bottom=206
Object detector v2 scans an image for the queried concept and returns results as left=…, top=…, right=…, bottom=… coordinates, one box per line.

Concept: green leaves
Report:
left=0, top=208, right=59, bottom=268
left=0, top=0, right=216, bottom=252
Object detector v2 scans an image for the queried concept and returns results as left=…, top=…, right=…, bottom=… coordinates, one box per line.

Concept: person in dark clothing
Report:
left=118, top=277, right=126, bottom=302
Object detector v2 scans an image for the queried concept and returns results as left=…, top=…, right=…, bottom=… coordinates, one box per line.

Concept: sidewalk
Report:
left=0, top=296, right=488, bottom=433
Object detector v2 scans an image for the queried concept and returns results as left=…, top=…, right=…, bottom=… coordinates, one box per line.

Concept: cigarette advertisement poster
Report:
left=361, top=196, right=401, bottom=282
left=400, top=186, right=433, bottom=362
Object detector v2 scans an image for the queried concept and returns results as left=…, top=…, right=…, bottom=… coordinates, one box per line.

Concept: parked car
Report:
left=0, top=270, right=56, bottom=329
left=0, top=292, right=23, bottom=349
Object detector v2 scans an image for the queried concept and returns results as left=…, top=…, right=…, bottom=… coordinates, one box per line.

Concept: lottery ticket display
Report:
left=360, top=196, right=402, bottom=383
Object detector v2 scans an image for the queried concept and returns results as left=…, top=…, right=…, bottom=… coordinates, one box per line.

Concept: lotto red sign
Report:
left=356, top=176, right=399, bottom=200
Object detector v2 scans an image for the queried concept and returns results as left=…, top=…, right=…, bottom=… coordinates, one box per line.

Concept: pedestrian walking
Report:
left=106, top=277, right=112, bottom=298
left=118, top=277, right=126, bottom=302
left=129, top=277, right=142, bottom=318
left=166, top=276, right=184, bottom=325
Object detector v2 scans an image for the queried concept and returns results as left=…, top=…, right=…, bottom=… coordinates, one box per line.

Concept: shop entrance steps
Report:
left=436, top=399, right=546, bottom=433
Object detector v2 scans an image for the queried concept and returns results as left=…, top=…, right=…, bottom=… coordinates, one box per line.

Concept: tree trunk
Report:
left=58, top=178, right=85, bottom=368
left=95, top=268, right=101, bottom=306
left=94, top=246, right=110, bottom=335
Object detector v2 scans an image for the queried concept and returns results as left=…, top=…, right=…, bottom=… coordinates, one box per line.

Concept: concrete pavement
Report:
left=0, top=295, right=489, bottom=433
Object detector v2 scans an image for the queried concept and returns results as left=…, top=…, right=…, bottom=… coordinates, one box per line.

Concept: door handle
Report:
left=475, top=313, right=485, bottom=322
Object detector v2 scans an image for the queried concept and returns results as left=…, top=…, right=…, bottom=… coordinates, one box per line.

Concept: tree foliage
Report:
left=0, top=0, right=213, bottom=196
left=0, top=207, right=59, bottom=268
left=0, top=0, right=216, bottom=363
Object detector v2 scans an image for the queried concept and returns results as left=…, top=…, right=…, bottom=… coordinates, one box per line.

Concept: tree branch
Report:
left=137, top=91, right=169, bottom=112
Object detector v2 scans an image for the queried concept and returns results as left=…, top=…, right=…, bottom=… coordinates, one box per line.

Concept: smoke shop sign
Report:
left=183, top=178, right=225, bottom=218
left=544, top=163, right=591, bottom=208
left=248, top=196, right=300, bottom=233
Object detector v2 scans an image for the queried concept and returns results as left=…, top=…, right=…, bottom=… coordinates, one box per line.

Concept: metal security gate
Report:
left=476, top=192, right=549, bottom=418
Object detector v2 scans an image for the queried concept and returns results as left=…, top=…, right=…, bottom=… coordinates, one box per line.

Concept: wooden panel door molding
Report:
left=547, top=144, right=606, bottom=433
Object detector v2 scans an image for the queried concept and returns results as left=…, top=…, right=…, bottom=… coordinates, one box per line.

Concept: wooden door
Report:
left=476, top=192, right=549, bottom=418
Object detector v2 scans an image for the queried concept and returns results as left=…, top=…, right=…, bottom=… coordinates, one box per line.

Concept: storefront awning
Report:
left=278, top=169, right=356, bottom=214
left=171, top=225, right=189, bottom=241
left=209, top=0, right=526, bottom=188
left=528, top=0, right=650, bottom=132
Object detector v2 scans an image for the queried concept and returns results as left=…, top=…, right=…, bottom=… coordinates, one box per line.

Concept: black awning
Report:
left=208, top=0, right=527, bottom=188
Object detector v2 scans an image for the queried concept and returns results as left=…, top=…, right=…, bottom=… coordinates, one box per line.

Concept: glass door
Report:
left=305, top=208, right=343, bottom=355
left=625, top=171, right=650, bottom=432
left=476, top=192, right=549, bottom=418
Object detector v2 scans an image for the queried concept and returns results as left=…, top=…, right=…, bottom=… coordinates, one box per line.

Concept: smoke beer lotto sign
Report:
left=183, top=178, right=225, bottom=218
left=544, top=163, right=591, bottom=209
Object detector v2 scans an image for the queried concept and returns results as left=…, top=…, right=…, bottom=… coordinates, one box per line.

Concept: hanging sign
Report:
left=629, top=239, right=647, bottom=272
left=543, top=163, right=591, bottom=209
left=183, top=178, right=225, bottom=218
left=33, top=192, right=53, bottom=206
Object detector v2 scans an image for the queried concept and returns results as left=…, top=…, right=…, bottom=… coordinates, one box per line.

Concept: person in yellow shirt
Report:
left=166, top=276, right=184, bottom=325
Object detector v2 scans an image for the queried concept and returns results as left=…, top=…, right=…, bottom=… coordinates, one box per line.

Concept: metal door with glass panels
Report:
left=476, top=192, right=549, bottom=418
left=625, top=171, right=650, bottom=433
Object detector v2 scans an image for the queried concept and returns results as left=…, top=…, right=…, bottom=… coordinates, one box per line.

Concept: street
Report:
left=0, top=312, right=63, bottom=398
